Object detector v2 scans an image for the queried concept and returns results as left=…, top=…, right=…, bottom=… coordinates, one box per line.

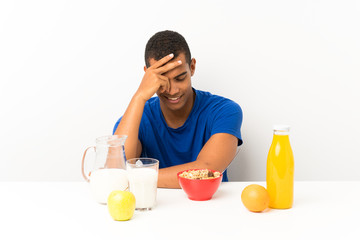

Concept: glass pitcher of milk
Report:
left=81, top=135, right=128, bottom=204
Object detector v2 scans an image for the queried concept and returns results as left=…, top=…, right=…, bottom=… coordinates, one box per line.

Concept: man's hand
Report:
left=135, top=53, right=183, bottom=102
left=114, top=53, right=182, bottom=160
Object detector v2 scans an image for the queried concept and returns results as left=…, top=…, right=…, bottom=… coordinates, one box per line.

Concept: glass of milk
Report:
left=126, top=158, right=159, bottom=211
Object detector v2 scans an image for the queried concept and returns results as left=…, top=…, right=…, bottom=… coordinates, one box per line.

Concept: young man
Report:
left=113, top=30, right=243, bottom=188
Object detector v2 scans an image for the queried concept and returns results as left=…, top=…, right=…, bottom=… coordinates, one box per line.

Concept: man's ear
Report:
left=190, top=58, right=196, bottom=76
left=144, top=66, right=147, bottom=72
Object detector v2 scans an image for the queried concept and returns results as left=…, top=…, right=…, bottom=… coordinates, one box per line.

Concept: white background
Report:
left=1, top=0, right=359, bottom=181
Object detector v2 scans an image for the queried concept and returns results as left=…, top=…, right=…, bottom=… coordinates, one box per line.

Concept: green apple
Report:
left=107, top=190, right=136, bottom=221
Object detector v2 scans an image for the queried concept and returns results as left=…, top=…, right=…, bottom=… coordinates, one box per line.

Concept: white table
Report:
left=1, top=181, right=359, bottom=240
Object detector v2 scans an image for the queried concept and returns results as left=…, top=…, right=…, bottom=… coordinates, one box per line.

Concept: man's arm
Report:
left=113, top=94, right=145, bottom=159
left=158, top=133, right=238, bottom=188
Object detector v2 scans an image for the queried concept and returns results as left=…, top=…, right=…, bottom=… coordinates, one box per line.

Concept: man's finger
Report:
left=157, top=60, right=182, bottom=74
left=149, top=53, right=174, bottom=69
left=158, top=75, right=170, bottom=93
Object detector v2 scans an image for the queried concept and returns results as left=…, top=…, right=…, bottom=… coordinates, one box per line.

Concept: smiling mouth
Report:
left=168, top=97, right=180, bottom=100
left=164, top=95, right=182, bottom=103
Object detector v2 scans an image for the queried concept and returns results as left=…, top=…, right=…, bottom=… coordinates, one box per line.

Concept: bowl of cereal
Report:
left=177, top=169, right=222, bottom=201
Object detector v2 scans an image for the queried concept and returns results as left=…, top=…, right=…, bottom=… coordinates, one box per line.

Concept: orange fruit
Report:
left=241, top=184, right=270, bottom=212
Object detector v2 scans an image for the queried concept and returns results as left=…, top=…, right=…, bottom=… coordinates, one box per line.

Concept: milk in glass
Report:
left=90, top=168, right=128, bottom=204
left=128, top=168, right=158, bottom=209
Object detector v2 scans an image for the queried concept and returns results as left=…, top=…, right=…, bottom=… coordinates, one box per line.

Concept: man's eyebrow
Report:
left=174, top=71, right=187, bottom=79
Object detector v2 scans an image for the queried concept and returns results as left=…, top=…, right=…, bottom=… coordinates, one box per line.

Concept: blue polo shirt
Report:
left=113, top=89, right=243, bottom=181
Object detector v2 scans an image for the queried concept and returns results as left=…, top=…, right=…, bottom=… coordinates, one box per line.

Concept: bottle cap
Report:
left=273, top=124, right=290, bottom=132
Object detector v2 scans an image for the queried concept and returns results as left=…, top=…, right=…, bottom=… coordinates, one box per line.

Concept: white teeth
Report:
left=168, top=97, right=179, bottom=100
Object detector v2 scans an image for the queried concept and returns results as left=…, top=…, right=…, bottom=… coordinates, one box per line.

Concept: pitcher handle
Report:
left=81, top=146, right=95, bottom=182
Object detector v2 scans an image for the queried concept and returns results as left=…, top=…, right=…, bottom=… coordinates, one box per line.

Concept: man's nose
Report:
left=167, top=80, right=179, bottom=96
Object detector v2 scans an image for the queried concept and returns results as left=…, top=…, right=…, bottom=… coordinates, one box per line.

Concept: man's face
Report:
left=149, top=53, right=196, bottom=113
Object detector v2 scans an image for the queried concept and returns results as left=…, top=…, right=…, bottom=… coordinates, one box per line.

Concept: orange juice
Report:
left=266, top=125, right=294, bottom=209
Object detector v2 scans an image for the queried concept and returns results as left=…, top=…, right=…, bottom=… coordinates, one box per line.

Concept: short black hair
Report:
left=145, top=30, right=191, bottom=68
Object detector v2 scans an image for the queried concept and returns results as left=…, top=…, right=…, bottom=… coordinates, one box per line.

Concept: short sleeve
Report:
left=112, top=116, right=145, bottom=141
left=112, top=117, right=122, bottom=135
left=210, top=100, right=243, bottom=146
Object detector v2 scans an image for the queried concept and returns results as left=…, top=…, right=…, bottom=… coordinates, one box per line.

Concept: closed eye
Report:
left=175, top=72, right=187, bottom=81
left=176, top=76, right=186, bottom=81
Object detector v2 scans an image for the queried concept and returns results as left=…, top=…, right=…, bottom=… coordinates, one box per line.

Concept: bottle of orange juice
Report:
left=266, top=125, right=294, bottom=209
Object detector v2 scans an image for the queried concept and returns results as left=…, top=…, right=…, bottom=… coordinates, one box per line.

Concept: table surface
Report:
left=1, top=181, right=359, bottom=240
